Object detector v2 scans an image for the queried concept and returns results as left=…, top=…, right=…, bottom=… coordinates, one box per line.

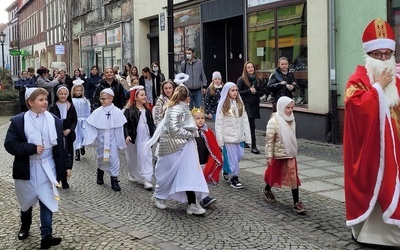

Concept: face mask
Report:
left=153, top=67, right=159, bottom=72
left=186, top=55, right=192, bottom=60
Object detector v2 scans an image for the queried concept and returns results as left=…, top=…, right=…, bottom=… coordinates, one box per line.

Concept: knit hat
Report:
left=212, top=71, right=222, bottom=80
left=362, top=18, right=395, bottom=53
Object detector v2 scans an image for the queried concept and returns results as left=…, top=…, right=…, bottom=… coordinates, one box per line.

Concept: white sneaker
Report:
left=152, top=195, right=167, bottom=210
left=187, top=203, right=206, bottom=215
left=143, top=181, right=153, bottom=191
left=128, top=173, right=137, bottom=183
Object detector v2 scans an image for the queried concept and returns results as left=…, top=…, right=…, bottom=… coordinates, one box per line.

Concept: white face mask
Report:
left=153, top=67, right=159, bottom=72
left=186, top=55, right=192, bottom=60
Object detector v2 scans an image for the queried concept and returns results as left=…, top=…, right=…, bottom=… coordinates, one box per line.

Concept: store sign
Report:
left=106, top=28, right=121, bottom=44
left=55, top=45, right=65, bottom=55
left=160, top=13, right=165, bottom=31
left=269, top=36, right=294, bottom=48
left=92, top=32, right=106, bottom=46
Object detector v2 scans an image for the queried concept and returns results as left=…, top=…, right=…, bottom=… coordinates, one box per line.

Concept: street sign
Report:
left=9, top=50, right=21, bottom=56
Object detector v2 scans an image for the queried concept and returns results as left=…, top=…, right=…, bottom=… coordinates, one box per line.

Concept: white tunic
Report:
left=83, top=104, right=127, bottom=176
left=125, top=109, right=153, bottom=182
left=72, top=97, right=91, bottom=150
left=154, top=140, right=209, bottom=203
left=15, top=111, right=59, bottom=213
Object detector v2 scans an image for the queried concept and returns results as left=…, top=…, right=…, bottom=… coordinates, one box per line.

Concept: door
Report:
left=226, top=16, right=244, bottom=83
left=203, top=20, right=226, bottom=83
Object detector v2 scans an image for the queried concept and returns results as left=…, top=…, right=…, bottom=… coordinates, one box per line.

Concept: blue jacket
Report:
left=14, top=78, right=36, bottom=105
left=4, top=112, right=67, bottom=181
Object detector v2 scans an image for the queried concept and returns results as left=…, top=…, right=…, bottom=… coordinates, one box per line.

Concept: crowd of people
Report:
left=8, top=15, right=400, bottom=248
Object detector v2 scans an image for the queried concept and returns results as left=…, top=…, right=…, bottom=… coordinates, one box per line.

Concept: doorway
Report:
left=203, top=16, right=244, bottom=84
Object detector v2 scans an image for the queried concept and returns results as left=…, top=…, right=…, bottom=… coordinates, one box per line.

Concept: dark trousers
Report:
left=249, top=118, right=257, bottom=149
left=39, top=200, right=53, bottom=238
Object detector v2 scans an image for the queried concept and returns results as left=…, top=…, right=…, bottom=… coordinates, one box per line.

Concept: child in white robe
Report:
left=147, top=83, right=209, bottom=215
left=123, top=85, right=155, bottom=190
left=71, top=79, right=91, bottom=161
left=215, top=82, right=251, bottom=189
left=4, top=87, right=66, bottom=249
left=83, top=88, right=127, bottom=191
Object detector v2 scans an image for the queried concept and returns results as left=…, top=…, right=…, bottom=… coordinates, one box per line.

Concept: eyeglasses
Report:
left=99, top=98, right=109, bottom=101
left=369, top=50, right=394, bottom=59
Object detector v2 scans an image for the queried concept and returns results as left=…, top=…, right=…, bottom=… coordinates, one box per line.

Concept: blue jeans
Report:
left=39, top=200, right=53, bottom=239
left=189, top=88, right=203, bottom=110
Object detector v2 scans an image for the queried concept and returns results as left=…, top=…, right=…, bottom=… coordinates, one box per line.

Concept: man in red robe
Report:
left=344, top=18, right=400, bottom=246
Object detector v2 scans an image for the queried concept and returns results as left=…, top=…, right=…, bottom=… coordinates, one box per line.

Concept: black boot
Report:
left=251, top=147, right=260, bottom=154
left=75, top=149, right=80, bottom=161
left=96, top=169, right=104, bottom=185
left=80, top=146, right=85, bottom=155
left=61, top=176, right=70, bottom=189
left=110, top=176, right=121, bottom=191
left=40, top=234, right=62, bottom=249
left=18, top=207, right=32, bottom=240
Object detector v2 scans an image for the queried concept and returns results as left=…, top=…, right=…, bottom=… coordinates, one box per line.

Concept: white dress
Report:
left=83, top=104, right=127, bottom=176
left=72, top=97, right=91, bottom=150
left=125, top=109, right=153, bottom=183
left=154, top=140, right=209, bottom=203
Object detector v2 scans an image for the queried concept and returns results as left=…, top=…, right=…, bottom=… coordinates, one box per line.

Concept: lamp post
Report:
left=0, top=31, right=6, bottom=68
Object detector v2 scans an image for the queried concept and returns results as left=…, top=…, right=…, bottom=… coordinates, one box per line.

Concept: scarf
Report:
left=275, top=96, right=297, bottom=157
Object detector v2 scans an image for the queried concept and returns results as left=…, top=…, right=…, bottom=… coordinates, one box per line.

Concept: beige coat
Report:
left=265, top=113, right=292, bottom=159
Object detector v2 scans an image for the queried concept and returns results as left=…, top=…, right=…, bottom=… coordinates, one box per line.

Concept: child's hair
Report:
left=161, top=80, right=176, bottom=96
left=168, top=85, right=190, bottom=107
left=26, top=88, right=48, bottom=109
left=71, top=84, right=85, bottom=97
left=208, top=80, right=224, bottom=96
left=130, top=76, right=138, bottom=85
left=222, top=87, right=244, bottom=117
left=124, top=88, right=145, bottom=109
left=191, top=107, right=205, bottom=116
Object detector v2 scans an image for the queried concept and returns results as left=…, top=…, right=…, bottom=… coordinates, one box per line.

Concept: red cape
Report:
left=344, top=65, right=400, bottom=226
left=200, top=127, right=223, bottom=184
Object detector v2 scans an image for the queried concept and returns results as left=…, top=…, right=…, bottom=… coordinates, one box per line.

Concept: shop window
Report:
left=248, top=2, right=308, bottom=106
left=173, top=7, right=201, bottom=74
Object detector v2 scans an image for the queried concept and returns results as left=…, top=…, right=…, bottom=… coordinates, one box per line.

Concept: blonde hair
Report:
left=71, top=84, right=85, bottom=98
left=222, top=88, right=244, bottom=117
left=207, top=80, right=224, bottom=96
left=167, top=85, right=190, bottom=107
left=26, top=88, right=48, bottom=109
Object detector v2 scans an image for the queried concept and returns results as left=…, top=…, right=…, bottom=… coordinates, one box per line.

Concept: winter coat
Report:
left=4, top=113, right=67, bottom=181
left=138, top=73, right=160, bottom=105
left=123, top=106, right=155, bottom=144
left=180, top=58, right=207, bottom=90
left=265, top=113, right=291, bottom=159
left=267, top=67, right=297, bottom=102
left=35, top=76, right=60, bottom=105
left=86, top=73, right=101, bottom=100
left=237, top=76, right=266, bottom=119
left=92, top=79, right=126, bottom=110
left=205, top=86, right=223, bottom=115
left=215, top=107, right=251, bottom=147
left=14, top=77, right=36, bottom=105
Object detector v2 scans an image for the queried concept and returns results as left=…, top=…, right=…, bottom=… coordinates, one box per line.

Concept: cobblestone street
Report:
left=0, top=117, right=369, bottom=249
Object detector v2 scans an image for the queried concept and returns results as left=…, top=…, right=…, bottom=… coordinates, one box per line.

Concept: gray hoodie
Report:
left=180, top=58, right=207, bottom=90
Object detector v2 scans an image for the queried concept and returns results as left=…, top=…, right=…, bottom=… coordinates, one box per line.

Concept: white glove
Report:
left=286, top=84, right=294, bottom=91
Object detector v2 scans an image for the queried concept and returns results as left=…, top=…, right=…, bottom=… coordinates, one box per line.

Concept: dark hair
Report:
left=91, top=65, right=97, bottom=70
left=142, top=67, right=151, bottom=73
left=37, top=66, right=50, bottom=76
left=161, top=80, right=176, bottom=97
left=27, top=67, right=35, bottom=73
left=151, top=62, right=162, bottom=73
left=186, top=48, right=195, bottom=53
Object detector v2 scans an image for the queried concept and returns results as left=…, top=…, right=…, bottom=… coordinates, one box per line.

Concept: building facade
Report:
left=5, top=1, right=19, bottom=76
left=70, top=0, right=134, bottom=76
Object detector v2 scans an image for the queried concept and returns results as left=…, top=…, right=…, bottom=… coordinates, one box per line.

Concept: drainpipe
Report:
left=328, top=0, right=339, bottom=144
left=167, top=0, right=174, bottom=80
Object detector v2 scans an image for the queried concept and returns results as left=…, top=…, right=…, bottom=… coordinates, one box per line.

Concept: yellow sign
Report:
left=270, top=36, right=295, bottom=48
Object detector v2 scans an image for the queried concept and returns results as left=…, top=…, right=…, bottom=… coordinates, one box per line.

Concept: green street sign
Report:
left=9, top=50, right=21, bottom=56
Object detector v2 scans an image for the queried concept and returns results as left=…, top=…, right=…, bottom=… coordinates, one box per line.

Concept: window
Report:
left=248, top=2, right=308, bottom=106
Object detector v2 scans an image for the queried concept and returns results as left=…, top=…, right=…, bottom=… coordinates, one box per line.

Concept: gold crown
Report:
left=191, top=107, right=204, bottom=115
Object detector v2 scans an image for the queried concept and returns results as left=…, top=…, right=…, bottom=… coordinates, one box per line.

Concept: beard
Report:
left=365, top=55, right=399, bottom=107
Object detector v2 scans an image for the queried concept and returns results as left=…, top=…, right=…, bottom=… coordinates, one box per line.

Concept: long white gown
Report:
left=72, top=97, right=91, bottom=150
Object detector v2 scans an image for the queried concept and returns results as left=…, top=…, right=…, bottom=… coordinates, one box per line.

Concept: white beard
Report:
left=365, top=55, right=399, bottom=107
